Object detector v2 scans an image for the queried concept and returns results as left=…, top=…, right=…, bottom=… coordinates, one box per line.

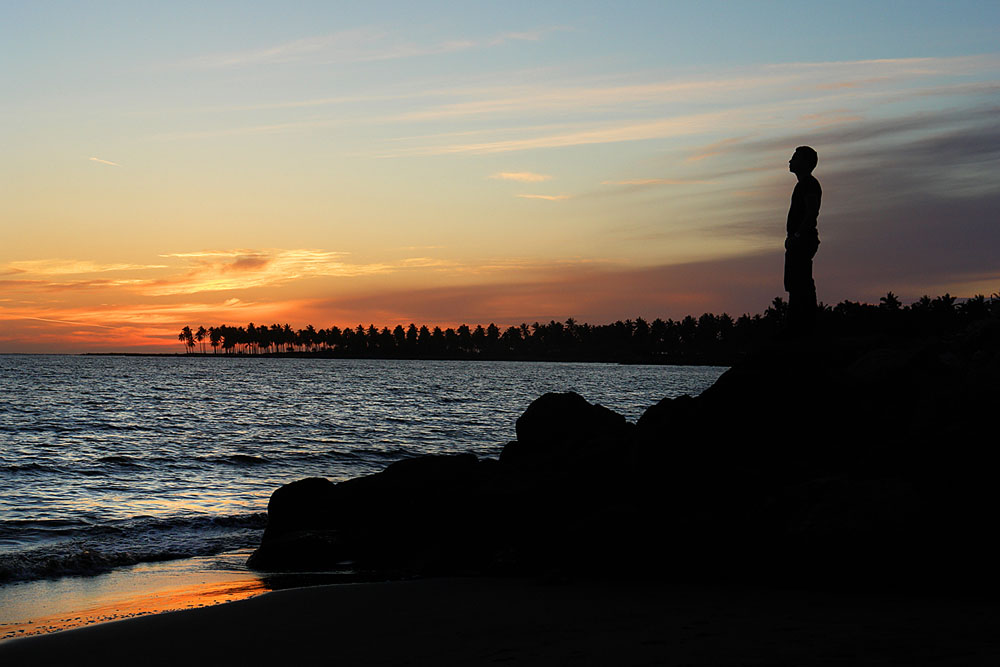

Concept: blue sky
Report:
left=6, top=2, right=998, bottom=71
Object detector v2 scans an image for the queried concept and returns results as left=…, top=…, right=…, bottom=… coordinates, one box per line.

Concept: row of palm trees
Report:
left=177, top=291, right=999, bottom=362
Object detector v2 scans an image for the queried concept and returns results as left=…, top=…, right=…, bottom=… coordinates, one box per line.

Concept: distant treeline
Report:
left=178, top=291, right=999, bottom=364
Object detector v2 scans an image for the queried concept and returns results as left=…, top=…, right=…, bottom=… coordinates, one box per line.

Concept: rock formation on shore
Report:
left=249, top=318, right=1000, bottom=589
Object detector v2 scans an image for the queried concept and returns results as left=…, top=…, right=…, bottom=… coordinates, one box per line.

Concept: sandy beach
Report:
left=2, top=576, right=998, bottom=666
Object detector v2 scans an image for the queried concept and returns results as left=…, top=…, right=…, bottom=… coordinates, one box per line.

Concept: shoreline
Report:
left=0, top=549, right=373, bottom=643
left=3, top=576, right=998, bottom=665
left=0, top=578, right=269, bottom=641
left=0, top=552, right=269, bottom=641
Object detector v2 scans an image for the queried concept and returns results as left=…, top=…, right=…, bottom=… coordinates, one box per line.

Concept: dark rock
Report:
left=634, top=394, right=696, bottom=435
left=261, top=477, right=337, bottom=542
left=246, top=530, right=349, bottom=571
left=766, top=476, right=920, bottom=540
left=500, top=392, right=631, bottom=467
left=515, top=391, right=626, bottom=446
left=381, top=451, right=480, bottom=486
left=249, top=454, right=508, bottom=574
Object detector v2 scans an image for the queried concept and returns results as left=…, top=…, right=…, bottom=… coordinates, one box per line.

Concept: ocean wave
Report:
left=227, top=454, right=271, bottom=465
left=0, top=543, right=191, bottom=584
left=0, top=462, right=57, bottom=474
left=357, top=446, right=416, bottom=459
left=0, top=424, right=88, bottom=434
left=327, top=449, right=362, bottom=460
left=0, top=518, right=93, bottom=540
left=96, top=455, right=148, bottom=468
left=0, top=512, right=267, bottom=585
left=195, top=454, right=272, bottom=466
left=132, top=513, right=268, bottom=532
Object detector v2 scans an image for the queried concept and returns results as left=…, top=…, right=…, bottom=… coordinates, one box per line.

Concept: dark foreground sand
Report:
left=2, top=577, right=998, bottom=666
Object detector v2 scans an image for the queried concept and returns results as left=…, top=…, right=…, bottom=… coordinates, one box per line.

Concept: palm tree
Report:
left=471, top=324, right=486, bottom=355
left=932, top=293, right=956, bottom=312
left=406, top=324, right=418, bottom=351
left=178, top=326, right=195, bottom=353
left=765, top=296, right=788, bottom=321
left=245, top=323, right=257, bottom=354
left=195, top=326, right=207, bottom=353
left=485, top=323, right=500, bottom=356
left=208, top=326, right=221, bottom=354
left=879, top=292, right=902, bottom=310
left=457, top=324, right=472, bottom=354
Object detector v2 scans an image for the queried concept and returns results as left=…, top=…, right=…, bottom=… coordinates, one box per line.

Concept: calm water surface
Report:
left=0, top=355, right=725, bottom=585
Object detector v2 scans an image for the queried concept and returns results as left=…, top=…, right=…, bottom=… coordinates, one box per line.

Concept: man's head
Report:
left=789, top=146, right=818, bottom=175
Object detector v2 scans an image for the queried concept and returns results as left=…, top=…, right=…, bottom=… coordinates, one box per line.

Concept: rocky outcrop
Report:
left=249, top=453, right=501, bottom=573
left=501, top=391, right=632, bottom=467
left=249, top=320, right=1000, bottom=588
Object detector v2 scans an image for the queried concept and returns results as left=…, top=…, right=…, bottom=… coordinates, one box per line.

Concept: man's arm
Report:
left=786, top=184, right=820, bottom=249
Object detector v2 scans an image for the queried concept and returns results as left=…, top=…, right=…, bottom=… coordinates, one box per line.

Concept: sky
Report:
left=2, top=1, right=999, bottom=352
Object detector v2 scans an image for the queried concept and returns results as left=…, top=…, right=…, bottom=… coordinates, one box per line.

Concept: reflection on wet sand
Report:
left=0, top=579, right=269, bottom=641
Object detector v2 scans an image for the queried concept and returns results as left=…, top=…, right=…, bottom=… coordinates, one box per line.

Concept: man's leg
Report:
left=785, top=250, right=816, bottom=336
left=799, top=257, right=817, bottom=334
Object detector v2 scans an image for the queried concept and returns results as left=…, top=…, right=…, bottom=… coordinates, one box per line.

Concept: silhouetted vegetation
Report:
left=178, top=291, right=1000, bottom=364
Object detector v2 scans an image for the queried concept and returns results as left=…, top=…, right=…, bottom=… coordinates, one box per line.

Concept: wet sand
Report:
left=2, top=577, right=998, bottom=665
left=0, top=577, right=269, bottom=641
left=0, top=552, right=272, bottom=641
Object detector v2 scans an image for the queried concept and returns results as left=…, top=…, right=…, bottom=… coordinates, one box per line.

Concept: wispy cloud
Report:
left=399, top=257, right=456, bottom=269
left=0, top=250, right=385, bottom=297
left=183, top=27, right=388, bottom=68
left=686, top=137, right=749, bottom=162
left=724, top=105, right=1000, bottom=158
left=0, top=277, right=155, bottom=293
left=183, top=26, right=566, bottom=69
left=491, top=171, right=551, bottom=182
left=766, top=55, right=994, bottom=74
left=397, top=245, right=447, bottom=251
left=89, top=157, right=120, bottom=167
left=5, top=260, right=167, bottom=275
left=26, top=316, right=119, bottom=330
left=373, top=54, right=999, bottom=157
left=388, top=55, right=999, bottom=123
left=487, top=27, right=572, bottom=45
left=151, top=118, right=345, bottom=141
left=4, top=249, right=534, bottom=302
left=147, top=249, right=391, bottom=296
left=602, top=178, right=710, bottom=186
left=392, top=77, right=788, bottom=122
left=516, top=194, right=571, bottom=201
left=799, top=110, right=865, bottom=127
left=396, top=111, right=738, bottom=155
left=154, top=54, right=998, bottom=150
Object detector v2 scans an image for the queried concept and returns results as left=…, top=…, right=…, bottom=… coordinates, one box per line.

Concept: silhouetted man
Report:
left=785, top=146, right=821, bottom=335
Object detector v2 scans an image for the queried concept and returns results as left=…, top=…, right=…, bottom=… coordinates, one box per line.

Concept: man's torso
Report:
left=786, top=176, right=822, bottom=242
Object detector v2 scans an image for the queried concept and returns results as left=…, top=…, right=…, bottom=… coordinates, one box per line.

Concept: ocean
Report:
left=0, top=355, right=724, bottom=632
